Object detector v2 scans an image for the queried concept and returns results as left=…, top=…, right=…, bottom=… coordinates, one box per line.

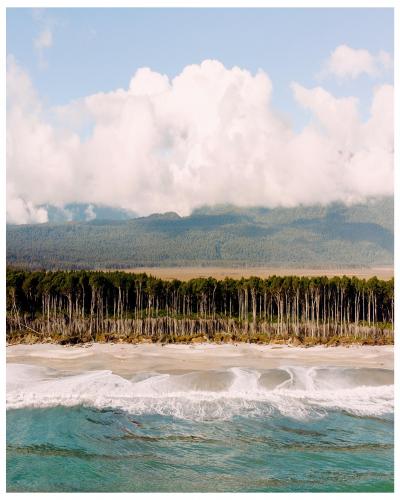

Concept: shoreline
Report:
left=6, top=343, right=394, bottom=375
left=6, top=339, right=394, bottom=347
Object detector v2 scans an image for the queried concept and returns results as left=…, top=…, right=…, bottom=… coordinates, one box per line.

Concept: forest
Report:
left=6, top=198, right=394, bottom=269
left=7, top=268, right=394, bottom=345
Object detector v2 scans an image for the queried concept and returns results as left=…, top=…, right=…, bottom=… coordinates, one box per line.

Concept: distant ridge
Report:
left=6, top=197, right=393, bottom=270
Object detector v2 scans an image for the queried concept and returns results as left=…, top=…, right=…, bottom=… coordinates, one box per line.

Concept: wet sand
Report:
left=6, top=343, right=394, bottom=378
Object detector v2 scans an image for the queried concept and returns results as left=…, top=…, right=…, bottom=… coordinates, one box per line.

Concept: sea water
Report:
left=6, top=363, right=394, bottom=492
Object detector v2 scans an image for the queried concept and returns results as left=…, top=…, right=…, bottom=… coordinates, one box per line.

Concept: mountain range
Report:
left=6, top=197, right=393, bottom=270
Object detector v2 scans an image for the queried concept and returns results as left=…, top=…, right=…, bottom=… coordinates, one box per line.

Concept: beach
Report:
left=6, top=343, right=394, bottom=376
left=7, top=343, right=394, bottom=492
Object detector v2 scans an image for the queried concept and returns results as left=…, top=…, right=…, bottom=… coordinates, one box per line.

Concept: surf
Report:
left=6, top=363, right=394, bottom=421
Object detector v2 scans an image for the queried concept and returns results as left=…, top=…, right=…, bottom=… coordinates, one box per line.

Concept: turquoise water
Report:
left=6, top=364, right=394, bottom=492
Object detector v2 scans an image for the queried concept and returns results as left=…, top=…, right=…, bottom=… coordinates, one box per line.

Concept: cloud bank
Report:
left=6, top=56, right=393, bottom=224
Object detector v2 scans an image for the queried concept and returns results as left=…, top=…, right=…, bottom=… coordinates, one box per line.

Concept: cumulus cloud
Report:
left=320, top=44, right=393, bottom=80
left=6, top=58, right=394, bottom=224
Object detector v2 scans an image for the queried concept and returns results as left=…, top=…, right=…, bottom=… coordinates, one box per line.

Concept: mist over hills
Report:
left=40, top=203, right=137, bottom=223
left=6, top=197, right=393, bottom=270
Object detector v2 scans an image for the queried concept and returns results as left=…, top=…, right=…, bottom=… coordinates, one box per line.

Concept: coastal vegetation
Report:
left=7, top=268, right=394, bottom=345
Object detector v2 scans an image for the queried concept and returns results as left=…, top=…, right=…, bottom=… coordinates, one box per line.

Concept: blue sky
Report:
left=7, top=8, right=393, bottom=127
left=6, top=8, right=394, bottom=223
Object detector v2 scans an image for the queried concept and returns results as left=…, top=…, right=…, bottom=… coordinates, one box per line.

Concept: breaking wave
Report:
left=6, top=363, right=393, bottom=421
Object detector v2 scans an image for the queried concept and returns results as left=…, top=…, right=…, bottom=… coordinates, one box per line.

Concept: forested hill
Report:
left=6, top=197, right=393, bottom=270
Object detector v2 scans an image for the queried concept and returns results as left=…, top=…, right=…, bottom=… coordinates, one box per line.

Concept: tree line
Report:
left=6, top=268, right=394, bottom=345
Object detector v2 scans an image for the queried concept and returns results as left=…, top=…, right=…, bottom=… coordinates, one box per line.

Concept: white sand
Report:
left=6, top=343, right=393, bottom=377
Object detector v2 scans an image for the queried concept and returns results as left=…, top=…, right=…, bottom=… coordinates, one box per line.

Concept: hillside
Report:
left=6, top=197, right=393, bottom=270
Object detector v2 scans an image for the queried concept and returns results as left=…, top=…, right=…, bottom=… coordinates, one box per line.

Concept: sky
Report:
left=6, top=7, right=394, bottom=223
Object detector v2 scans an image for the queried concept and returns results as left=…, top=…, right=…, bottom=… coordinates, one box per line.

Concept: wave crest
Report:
left=7, top=363, right=393, bottom=421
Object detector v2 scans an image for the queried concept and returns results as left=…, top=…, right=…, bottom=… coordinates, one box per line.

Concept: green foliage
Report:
left=6, top=268, right=393, bottom=327
left=6, top=198, right=393, bottom=269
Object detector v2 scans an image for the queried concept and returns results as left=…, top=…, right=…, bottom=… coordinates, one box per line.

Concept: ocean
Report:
left=6, top=362, right=394, bottom=492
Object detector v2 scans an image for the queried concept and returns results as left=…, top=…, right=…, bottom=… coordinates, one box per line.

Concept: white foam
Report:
left=6, top=363, right=394, bottom=421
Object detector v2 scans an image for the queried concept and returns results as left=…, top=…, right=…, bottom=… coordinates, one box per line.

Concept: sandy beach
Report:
left=6, top=343, right=394, bottom=377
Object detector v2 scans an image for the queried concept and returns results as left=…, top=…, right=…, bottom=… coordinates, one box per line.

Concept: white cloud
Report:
left=34, top=28, right=53, bottom=68
left=34, top=28, right=53, bottom=50
left=7, top=183, right=48, bottom=224
left=84, top=204, right=96, bottom=221
left=321, top=44, right=393, bottom=80
left=32, top=8, right=55, bottom=68
left=6, top=58, right=394, bottom=224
